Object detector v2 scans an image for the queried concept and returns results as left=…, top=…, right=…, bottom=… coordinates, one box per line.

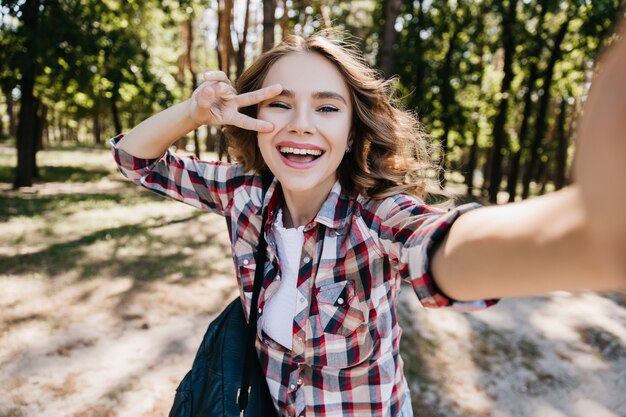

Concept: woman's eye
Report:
left=318, top=106, right=339, bottom=113
left=268, top=102, right=290, bottom=109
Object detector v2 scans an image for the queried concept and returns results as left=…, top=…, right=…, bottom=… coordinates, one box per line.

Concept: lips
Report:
left=276, top=142, right=325, bottom=167
left=276, top=144, right=325, bottom=169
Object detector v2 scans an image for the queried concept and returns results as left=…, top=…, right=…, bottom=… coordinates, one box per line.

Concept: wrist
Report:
left=184, top=99, right=205, bottom=130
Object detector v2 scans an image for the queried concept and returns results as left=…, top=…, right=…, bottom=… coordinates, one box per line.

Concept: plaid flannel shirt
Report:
left=110, top=134, right=496, bottom=417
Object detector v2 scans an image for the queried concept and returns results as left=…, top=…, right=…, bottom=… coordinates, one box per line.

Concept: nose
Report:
left=287, top=107, right=316, bottom=135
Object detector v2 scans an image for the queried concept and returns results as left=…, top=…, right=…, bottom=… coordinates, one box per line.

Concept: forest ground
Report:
left=1, top=143, right=625, bottom=417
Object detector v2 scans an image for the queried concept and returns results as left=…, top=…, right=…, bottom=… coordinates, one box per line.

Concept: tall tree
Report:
left=488, top=0, right=518, bottom=203
left=553, top=96, right=570, bottom=190
left=236, top=0, right=252, bottom=77
left=263, top=0, right=276, bottom=51
left=379, top=0, right=402, bottom=78
left=521, top=8, right=573, bottom=199
left=506, top=0, right=549, bottom=202
left=436, top=1, right=470, bottom=186
left=13, top=0, right=41, bottom=188
left=217, top=0, right=235, bottom=77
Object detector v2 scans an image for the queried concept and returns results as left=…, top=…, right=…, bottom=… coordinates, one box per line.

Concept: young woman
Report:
left=111, top=24, right=626, bottom=417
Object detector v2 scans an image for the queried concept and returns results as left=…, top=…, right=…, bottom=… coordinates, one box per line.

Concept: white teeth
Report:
left=278, top=146, right=323, bottom=156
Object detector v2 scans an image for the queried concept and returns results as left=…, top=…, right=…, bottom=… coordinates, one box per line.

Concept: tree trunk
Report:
left=465, top=129, right=479, bottom=196
left=522, top=13, right=571, bottom=199
left=464, top=30, right=487, bottom=196
left=185, top=17, right=200, bottom=158
left=1, top=84, right=17, bottom=139
left=488, top=0, right=518, bottom=204
left=217, top=0, right=235, bottom=77
left=553, top=97, right=569, bottom=190
left=379, top=0, right=402, bottom=78
left=437, top=22, right=462, bottom=187
left=216, top=0, right=235, bottom=156
left=217, top=129, right=230, bottom=162
left=263, top=0, right=276, bottom=52
left=15, top=74, right=37, bottom=187
left=206, top=126, right=216, bottom=153
left=236, top=0, right=251, bottom=77
left=506, top=2, right=547, bottom=202
left=36, top=101, right=46, bottom=152
left=110, top=87, right=123, bottom=135
left=13, top=0, right=41, bottom=188
left=481, top=147, right=492, bottom=196
left=8, top=90, right=17, bottom=138
left=93, top=112, right=101, bottom=144
left=0, top=88, right=5, bottom=140
left=411, top=0, right=426, bottom=112
left=280, top=0, right=289, bottom=40
left=538, top=157, right=549, bottom=196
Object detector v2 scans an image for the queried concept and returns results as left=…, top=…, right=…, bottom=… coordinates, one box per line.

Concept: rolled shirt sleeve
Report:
left=375, top=194, right=498, bottom=311
left=110, top=134, right=247, bottom=216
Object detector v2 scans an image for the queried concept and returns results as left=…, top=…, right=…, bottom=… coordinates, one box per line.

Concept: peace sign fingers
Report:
left=235, top=84, right=283, bottom=108
left=230, top=111, right=275, bottom=133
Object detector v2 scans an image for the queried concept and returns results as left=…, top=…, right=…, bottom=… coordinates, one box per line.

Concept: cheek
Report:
left=257, top=108, right=285, bottom=125
left=256, top=133, right=272, bottom=155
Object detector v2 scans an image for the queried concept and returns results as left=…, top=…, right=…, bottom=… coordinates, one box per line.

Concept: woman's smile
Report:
left=277, top=141, right=325, bottom=167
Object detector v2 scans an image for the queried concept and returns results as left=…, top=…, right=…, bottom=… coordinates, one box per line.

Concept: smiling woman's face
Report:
left=256, top=52, right=353, bottom=203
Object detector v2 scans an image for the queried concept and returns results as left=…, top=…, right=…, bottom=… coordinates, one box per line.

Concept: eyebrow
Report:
left=278, top=89, right=348, bottom=105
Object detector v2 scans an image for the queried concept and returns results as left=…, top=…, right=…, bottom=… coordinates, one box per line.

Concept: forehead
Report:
left=261, top=52, right=350, bottom=97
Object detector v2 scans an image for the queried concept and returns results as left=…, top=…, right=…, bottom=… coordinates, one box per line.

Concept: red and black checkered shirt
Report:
left=111, top=134, right=496, bottom=417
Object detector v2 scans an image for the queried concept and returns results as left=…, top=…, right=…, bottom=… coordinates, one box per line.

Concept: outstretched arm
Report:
left=115, top=71, right=282, bottom=159
left=431, top=18, right=626, bottom=301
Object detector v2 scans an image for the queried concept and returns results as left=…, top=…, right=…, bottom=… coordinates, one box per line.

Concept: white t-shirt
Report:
left=261, top=208, right=304, bottom=350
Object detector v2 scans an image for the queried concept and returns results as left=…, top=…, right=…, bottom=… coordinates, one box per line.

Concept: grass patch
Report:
left=0, top=165, right=112, bottom=184
left=0, top=190, right=162, bottom=221
left=0, top=212, right=213, bottom=282
left=0, top=144, right=230, bottom=285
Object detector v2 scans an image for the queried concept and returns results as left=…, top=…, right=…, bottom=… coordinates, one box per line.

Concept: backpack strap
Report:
left=238, top=171, right=273, bottom=415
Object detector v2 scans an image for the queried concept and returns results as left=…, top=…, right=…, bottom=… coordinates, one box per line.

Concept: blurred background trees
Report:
left=1, top=0, right=623, bottom=202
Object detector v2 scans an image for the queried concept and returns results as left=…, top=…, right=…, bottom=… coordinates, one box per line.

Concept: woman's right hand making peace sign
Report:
left=115, top=71, right=282, bottom=159
left=189, top=71, right=282, bottom=133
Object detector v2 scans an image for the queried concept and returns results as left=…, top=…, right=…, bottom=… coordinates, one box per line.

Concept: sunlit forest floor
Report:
left=1, top=143, right=625, bottom=417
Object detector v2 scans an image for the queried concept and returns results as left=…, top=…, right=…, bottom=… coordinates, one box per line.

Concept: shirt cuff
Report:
left=109, top=134, right=164, bottom=180
left=416, top=202, right=499, bottom=311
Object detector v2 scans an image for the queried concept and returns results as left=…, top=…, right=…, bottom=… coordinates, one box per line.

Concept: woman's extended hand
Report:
left=189, top=71, right=282, bottom=132
left=574, top=17, right=626, bottom=284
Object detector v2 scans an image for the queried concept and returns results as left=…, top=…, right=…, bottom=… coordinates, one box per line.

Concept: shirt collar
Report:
left=263, top=179, right=357, bottom=232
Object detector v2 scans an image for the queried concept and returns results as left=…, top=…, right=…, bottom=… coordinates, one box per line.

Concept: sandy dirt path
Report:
left=1, top=146, right=625, bottom=417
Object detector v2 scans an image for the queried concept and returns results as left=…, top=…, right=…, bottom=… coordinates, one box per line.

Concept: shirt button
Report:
left=300, top=297, right=305, bottom=303
left=337, top=297, right=344, bottom=305
left=275, top=275, right=281, bottom=281
left=289, top=383, right=296, bottom=391
left=243, top=259, right=249, bottom=265
left=303, top=256, right=311, bottom=264
left=297, top=377, right=303, bottom=385
left=258, top=307, right=262, bottom=314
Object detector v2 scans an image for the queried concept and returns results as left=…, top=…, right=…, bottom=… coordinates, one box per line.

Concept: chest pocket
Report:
left=315, top=280, right=365, bottom=337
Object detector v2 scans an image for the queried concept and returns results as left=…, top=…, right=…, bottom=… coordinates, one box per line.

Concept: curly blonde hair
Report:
left=224, top=31, right=438, bottom=200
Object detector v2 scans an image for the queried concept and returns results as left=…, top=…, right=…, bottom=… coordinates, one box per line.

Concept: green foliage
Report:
left=1, top=0, right=623, bottom=193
